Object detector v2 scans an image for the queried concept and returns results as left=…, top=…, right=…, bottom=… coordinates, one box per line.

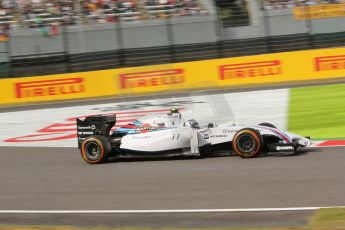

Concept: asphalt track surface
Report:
left=1, top=81, right=345, bottom=228
left=0, top=146, right=345, bottom=227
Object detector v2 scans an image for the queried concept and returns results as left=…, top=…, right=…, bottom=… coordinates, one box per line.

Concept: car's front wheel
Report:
left=80, top=135, right=112, bottom=164
left=232, top=128, right=264, bottom=158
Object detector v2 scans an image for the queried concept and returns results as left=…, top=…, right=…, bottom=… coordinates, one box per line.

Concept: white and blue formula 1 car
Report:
left=76, top=108, right=312, bottom=164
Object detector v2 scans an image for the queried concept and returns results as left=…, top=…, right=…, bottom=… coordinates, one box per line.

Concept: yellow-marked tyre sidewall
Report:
left=232, top=129, right=263, bottom=158
left=81, top=137, right=107, bottom=164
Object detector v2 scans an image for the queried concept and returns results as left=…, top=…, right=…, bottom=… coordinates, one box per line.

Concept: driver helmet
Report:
left=167, top=107, right=182, bottom=121
left=169, top=107, right=179, bottom=113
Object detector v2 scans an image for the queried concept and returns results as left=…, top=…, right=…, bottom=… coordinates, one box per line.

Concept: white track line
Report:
left=1, top=206, right=345, bottom=214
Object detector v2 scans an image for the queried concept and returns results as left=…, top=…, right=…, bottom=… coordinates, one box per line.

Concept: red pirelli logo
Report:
left=120, top=69, right=185, bottom=89
left=315, top=55, right=345, bottom=71
left=15, top=77, right=85, bottom=98
left=219, top=60, right=282, bottom=80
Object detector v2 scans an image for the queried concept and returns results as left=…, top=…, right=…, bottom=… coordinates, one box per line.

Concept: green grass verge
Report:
left=1, top=208, right=345, bottom=230
left=309, top=208, right=345, bottom=228
left=288, top=83, right=345, bottom=139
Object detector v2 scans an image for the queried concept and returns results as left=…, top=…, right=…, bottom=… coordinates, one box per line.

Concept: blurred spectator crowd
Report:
left=263, top=0, right=345, bottom=9
left=0, top=0, right=208, bottom=29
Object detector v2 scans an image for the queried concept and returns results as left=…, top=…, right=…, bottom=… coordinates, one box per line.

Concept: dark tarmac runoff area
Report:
left=0, top=146, right=344, bottom=227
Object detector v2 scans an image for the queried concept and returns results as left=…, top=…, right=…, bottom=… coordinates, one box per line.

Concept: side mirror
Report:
left=207, top=123, right=214, bottom=128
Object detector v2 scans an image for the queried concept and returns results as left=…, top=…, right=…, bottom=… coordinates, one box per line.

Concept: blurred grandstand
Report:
left=0, top=0, right=344, bottom=77
left=0, top=0, right=209, bottom=28
left=263, top=0, right=344, bottom=9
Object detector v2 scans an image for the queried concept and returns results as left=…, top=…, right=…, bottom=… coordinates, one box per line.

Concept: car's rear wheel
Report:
left=81, top=135, right=112, bottom=164
left=232, top=128, right=263, bottom=158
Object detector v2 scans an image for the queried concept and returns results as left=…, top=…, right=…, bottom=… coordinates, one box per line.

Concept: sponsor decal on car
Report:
left=315, top=55, right=345, bottom=72
left=132, top=136, right=152, bottom=139
left=119, top=69, right=185, bottom=89
left=15, top=78, right=85, bottom=98
left=136, top=126, right=160, bottom=132
left=78, top=131, right=94, bottom=135
left=77, top=125, right=96, bottom=130
left=222, top=129, right=237, bottom=134
left=276, top=146, right=294, bottom=151
left=219, top=60, right=282, bottom=80
left=210, top=134, right=227, bottom=138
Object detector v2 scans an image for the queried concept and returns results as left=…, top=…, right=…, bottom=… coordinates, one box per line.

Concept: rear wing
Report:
left=76, top=114, right=116, bottom=148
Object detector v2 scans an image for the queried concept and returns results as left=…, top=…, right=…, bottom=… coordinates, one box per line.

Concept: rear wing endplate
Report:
left=76, top=115, right=116, bottom=148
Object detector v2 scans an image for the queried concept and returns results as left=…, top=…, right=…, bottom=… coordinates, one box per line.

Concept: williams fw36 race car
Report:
left=76, top=108, right=312, bottom=164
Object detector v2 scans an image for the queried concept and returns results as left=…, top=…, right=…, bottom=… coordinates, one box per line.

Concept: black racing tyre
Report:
left=258, top=122, right=277, bottom=129
left=232, top=128, right=264, bottom=158
left=80, top=135, right=112, bottom=164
